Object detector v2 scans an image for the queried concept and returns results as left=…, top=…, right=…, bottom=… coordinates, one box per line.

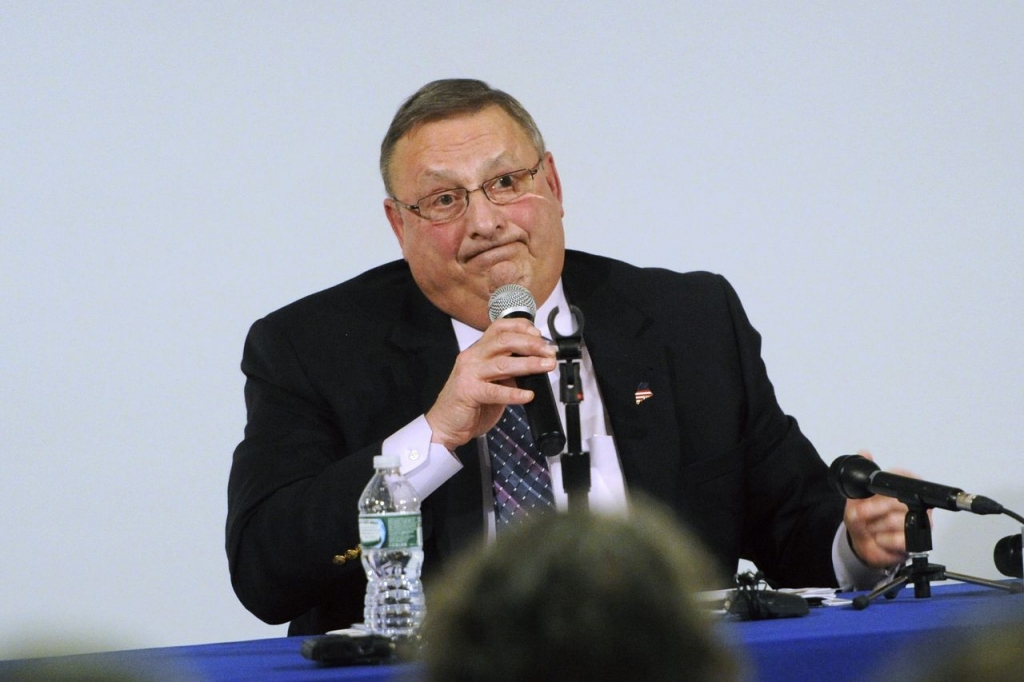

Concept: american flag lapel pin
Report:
left=634, top=382, right=653, bottom=405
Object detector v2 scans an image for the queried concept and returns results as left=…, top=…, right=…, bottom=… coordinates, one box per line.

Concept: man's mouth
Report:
left=463, top=239, right=523, bottom=263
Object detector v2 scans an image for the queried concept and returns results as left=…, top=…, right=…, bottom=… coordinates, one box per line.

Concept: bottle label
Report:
left=359, top=512, right=422, bottom=550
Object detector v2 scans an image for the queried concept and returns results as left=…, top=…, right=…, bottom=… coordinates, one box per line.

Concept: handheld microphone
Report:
left=487, top=284, right=566, bottom=457
left=994, top=534, right=1023, bottom=578
left=828, top=454, right=1004, bottom=515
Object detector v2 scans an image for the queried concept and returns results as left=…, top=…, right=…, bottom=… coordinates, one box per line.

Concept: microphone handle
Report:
left=867, top=471, right=963, bottom=512
left=869, top=471, right=1004, bottom=514
left=516, top=372, right=566, bottom=458
left=496, top=307, right=566, bottom=457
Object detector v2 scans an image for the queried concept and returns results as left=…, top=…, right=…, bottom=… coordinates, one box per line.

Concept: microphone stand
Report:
left=852, top=502, right=1022, bottom=609
left=547, top=306, right=590, bottom=514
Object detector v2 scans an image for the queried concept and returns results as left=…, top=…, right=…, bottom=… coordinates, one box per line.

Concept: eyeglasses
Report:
left=391, top=158, right=544, bottom=223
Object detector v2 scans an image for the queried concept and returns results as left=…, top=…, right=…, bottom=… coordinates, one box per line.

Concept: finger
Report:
left=850, top=520, right=908, bottom=566
left=862, top=501, right=910, bottom=532
left=453, top=337, right=551, bottom=380
left=481, top=326, right=556, bottom=362
left=851, top=533, right=906, bottom=568
left=870, top=529, right=908, bottom=556
left=475, top=378, right=534, bottom=406
left=848, top=495, right=907, bottom=523
left=489, top=354, right=557, bottom=383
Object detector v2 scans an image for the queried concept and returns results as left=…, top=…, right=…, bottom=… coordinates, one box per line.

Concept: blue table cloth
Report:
left=2, top=581, right=1020, bottom=681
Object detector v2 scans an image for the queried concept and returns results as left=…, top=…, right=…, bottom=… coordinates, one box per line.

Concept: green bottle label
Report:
left=359, top=512, right=422, bottom=550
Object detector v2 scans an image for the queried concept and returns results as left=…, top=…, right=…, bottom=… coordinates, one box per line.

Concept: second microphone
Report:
left=488, top=284, right=567, bottom=457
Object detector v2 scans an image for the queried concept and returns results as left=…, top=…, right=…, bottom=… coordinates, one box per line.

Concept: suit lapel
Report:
left=387, top=286, right=459, bottom=416
left=563, top=255, right=683, bottom=505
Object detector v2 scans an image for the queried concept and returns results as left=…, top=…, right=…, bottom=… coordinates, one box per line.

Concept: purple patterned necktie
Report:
left=487, top=403, right=556, bottom=531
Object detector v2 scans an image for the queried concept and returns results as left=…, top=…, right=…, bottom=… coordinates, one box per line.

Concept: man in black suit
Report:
left=227, top=79, right=910, bottom=635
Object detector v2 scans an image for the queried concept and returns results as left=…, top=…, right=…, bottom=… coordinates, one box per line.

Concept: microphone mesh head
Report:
left=488, top=284, right=536, bottom=322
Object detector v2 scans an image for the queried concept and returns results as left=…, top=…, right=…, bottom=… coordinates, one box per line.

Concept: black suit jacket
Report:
left=226, top=250, right=845, bottom=635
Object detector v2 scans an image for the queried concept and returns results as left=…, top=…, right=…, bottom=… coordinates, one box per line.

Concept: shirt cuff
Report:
left=382, top=415, right=463, bottom=499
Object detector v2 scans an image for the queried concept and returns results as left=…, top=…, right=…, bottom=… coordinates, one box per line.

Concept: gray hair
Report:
left=422, top=500, right=741, bottom=682
left=380, top=79, right=546, bottom=196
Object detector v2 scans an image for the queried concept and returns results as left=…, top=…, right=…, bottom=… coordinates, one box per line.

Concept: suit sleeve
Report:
left=719, top=276, right=846, bottom=587
left=225, top=315, right=378, bottom=625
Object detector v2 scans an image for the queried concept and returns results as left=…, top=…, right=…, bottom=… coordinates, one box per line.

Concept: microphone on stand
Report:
left=994, top=534, right=1023, bottom=578
left=828, top=454, right=1024, bottom=607
left=487, top=284, right=566, bottom=457
left=828, top=454, right=1004, bottom=514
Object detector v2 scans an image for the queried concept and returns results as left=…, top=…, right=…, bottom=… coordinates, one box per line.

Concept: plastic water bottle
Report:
left=358, top=453, right=425, bottom=639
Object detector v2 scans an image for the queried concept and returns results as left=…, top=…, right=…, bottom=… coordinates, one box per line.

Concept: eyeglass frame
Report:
left=388, top=157, right=545, bottom=224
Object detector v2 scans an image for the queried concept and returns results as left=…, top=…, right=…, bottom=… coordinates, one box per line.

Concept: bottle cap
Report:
left=373, top=453, right=400, bottom=470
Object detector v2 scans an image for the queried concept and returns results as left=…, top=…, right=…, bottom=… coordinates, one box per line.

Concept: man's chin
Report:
left=483, top=261, right=530, bottom=294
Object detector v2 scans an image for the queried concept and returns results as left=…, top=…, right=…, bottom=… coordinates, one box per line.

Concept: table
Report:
left=2, top=582, right=1020, bottom=681
left=728, top=580, right=1022, bottom=681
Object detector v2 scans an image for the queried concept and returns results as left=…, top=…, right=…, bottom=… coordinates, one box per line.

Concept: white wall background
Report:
left=2, top=1, right=1021, bottom=656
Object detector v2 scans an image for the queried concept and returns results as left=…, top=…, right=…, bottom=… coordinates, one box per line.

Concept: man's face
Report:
left=384, top=106, right=565, bottom=330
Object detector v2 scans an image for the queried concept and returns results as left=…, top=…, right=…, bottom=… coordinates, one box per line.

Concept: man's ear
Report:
left=541, top=151, right=564, bottom=215
left=384, top=199, right=406, bottom=250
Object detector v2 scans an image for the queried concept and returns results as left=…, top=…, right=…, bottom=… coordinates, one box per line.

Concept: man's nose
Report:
left=463, top=187, right=503, bottom=236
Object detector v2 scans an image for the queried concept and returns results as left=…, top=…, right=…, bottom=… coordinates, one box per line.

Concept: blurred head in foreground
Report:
left=422, top=500, right=741, bottom=682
